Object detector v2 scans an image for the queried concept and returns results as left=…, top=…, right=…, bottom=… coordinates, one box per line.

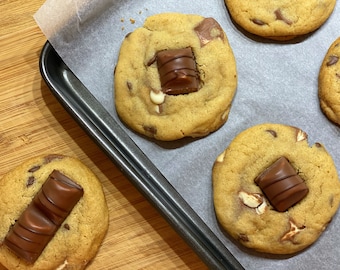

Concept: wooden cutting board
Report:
left=0, top=1, right=207, bottom=269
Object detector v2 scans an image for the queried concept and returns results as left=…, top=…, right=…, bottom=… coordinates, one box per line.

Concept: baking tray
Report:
left=39, top=41, right=244, bottom=270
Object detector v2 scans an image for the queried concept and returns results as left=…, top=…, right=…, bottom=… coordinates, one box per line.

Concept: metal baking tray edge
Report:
left=39, top=41, right=244, bottom=270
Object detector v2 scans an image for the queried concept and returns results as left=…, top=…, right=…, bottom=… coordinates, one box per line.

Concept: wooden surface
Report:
left=0, top=1, right=208, bottom=269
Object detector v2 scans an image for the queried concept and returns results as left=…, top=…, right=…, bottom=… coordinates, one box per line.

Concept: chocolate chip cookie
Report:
left=319, top=36, right=340, bottom=126
left=0, top=155, right=109, bottom=269
left=212, top=123, right=340, bottom=254
left=114, top=13, right=237, bottom=141
left=224, top=0, right=336, bottom=40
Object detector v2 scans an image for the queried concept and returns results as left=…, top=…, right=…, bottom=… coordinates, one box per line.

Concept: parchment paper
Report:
left=34, top=1, right=340, bottom=269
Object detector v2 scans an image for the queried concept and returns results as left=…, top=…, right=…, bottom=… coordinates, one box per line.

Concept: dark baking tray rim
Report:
left=39, top=41, right=244, bottom=270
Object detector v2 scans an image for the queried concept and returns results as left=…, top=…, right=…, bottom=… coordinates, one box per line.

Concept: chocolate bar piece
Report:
left=4, top=170, right=83, bottom=263
left=194, top=17, right=224, bottom=47
left=156, top=47, right=199, bottom=95
left=255, top=157, right=309, bottom=212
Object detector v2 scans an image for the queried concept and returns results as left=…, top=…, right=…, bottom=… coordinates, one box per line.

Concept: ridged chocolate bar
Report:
left=156, top=47, right=199, bottom=95
left=4, top=170, right=83, bottom=263
left=255, top=157, right=309, bottom=212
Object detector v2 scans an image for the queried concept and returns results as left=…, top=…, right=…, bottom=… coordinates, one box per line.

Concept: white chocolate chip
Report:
left=239, top=191, right=267, bottom=215
left=239, top=191, right=263, bottom=208
left=150, top=89, right=165, bottom=105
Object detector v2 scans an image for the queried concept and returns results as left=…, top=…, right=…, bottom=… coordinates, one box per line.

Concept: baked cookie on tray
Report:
left=212, top=123, right=340, bottom=254
left=224, top=0, right=336, bottom=40
left=0, top=154, right=109, bottom=270
left=114, top=13, right=237, bottom=141
left=319, top=36, right=340, bottom=126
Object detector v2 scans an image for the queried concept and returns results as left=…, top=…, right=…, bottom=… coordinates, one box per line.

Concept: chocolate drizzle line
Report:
left=4, top=170, right=83, bottom=264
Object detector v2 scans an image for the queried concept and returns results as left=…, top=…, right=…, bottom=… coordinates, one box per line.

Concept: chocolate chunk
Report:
left=274, top=9, right=292, bottom=25
left=266, top=129, right=277, bottom=138
left=252, top=18, right=266, bottom=26
left=125, top=32, right=132, bottom=39
left=143, top=125, right=157, bottom=135
left=44, top=154, right=64, bottom=164
left=156, top=47, right=199, bottom=95
left=326, top=55, right=339, bottom=66
left=238, top=233, right=249, bottom=242
left=315, top=142, right=322, bottom=148
left=255, top=157, right=308, bottom=212
left=4, top=170, right=83, bottom=264
left=26, top=176, right=35, bottom=187
left=194, top=17, right=224, bottom=47
left=28, top=165, right=40, bottom=173
left=127, top=81, right=133, bottom=91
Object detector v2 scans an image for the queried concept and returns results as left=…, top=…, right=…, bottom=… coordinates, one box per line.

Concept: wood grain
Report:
left=0, top=1, right=207, bottom=269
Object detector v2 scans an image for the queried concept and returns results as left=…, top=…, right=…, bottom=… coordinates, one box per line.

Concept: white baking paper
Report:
left=34, top=1, right=340, bottom=269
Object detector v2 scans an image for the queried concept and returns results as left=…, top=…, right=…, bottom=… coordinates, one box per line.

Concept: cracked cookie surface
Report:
left=212, top=123, right=340, bottom=254
left=0, top=155, right=109, bottom=270
left=224, top=0, right=336, bottom=40
left=114, top=13, right=237, bottom=141
left=319, top=36, right=340, bottom=126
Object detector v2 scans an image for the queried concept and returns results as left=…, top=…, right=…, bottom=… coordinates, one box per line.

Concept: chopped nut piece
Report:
left=281, top=219, right=305, bottom=242
left=239, top=191, right=267, bottom=214
left=256, top=200, right=268, bottom=215
left=296, top=129, right=307, bottom=142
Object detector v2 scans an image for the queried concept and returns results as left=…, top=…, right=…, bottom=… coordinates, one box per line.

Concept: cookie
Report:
left=319, top=36, right=340, bottom=126
left=114, top=13, right=237, bottom=141
left=224, top=0, right=336, bottom=40
left=212, top=123, right=340, bottom=254
left=0, top=155, right=109, bottom=269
